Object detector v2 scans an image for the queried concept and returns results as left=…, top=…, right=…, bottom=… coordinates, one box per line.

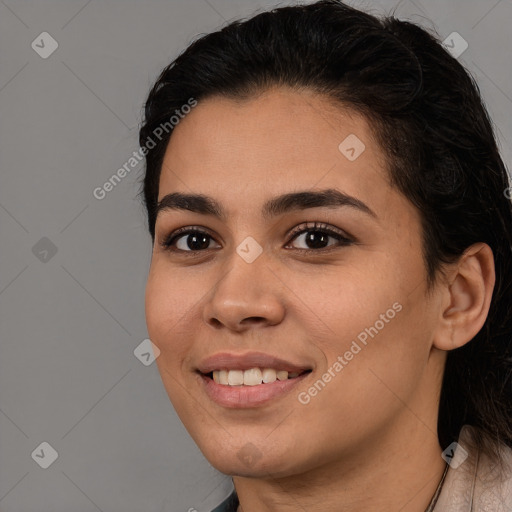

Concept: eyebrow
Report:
left=155, top=188, right=377, bottom=221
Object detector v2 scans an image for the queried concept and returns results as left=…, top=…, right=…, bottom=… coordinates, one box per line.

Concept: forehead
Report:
left=157, top=88, right=400, bottom=222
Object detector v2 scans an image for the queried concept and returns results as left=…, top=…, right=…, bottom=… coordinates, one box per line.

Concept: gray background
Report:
left=0, top=0, right=510, bottom=511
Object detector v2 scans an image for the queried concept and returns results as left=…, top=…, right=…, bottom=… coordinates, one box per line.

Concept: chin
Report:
left=196, top=435, right=306, bottom=479
left=207, top=453, right=289, bottom=478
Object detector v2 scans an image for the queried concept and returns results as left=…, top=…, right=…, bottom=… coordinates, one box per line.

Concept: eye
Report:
left=160, top=226, right=220, bottom=253
left=285, top=222, right=353, bottom=252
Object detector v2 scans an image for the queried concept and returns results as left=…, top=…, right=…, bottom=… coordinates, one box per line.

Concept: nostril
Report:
left=241, top=317, right=266, bottom=325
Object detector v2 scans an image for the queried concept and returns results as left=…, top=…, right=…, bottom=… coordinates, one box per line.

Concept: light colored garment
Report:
left=433, top=424, right=512, bottom=511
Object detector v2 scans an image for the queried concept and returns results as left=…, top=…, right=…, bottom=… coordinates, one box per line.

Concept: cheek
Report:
left=292, top=305, right=430, bottom=458
left=144, top=266, right=192, bottom=361
left=337, top=300, right=429, bottom=403
left=145, top=272, right=167, bottom=340
left=302, top=265, right=430, bottom=405
left=145, top=269, right=197, bottom=413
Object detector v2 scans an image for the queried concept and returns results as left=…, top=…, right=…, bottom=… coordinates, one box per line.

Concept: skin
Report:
left=145, top=87, right=495, bottom=512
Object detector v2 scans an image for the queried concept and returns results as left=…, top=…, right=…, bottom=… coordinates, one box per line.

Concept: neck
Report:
left=233, top=413, right=446, bottom=512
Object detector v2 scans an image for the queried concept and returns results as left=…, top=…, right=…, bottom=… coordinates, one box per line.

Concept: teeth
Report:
left=243, top=368, right=262, bottom=386
left=262, top=368, right=276, bottom=383
left=211, top=368, right=303, bottom=386
left=218, top=370, right=229, bottom=385
left=227, top=370, right=244, bottom=386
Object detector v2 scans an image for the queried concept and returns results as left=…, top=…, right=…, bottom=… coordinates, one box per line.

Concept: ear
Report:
left=432, top=243, right=495, bottom=351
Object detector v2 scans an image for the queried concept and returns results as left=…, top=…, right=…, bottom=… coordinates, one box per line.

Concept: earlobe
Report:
left=432, top=242, right=495, bottom=352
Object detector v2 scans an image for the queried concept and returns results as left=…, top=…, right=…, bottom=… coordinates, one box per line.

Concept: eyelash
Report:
left=159, top=221, right=354, bottom=255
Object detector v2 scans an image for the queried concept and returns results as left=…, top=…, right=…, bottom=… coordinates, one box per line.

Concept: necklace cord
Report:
left=424, top=462, right=449, bottom=512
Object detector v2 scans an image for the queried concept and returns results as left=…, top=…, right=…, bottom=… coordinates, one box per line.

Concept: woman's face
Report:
left=145, top=87, right=446, bottom=478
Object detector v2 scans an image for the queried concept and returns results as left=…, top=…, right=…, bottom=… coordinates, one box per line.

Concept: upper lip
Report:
left=197, top=351, right=313, bottom=374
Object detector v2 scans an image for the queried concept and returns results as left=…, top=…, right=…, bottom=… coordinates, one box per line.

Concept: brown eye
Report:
left=161, top=227, right=220, bottom=253
left=286, top=222, right=353, bottom=252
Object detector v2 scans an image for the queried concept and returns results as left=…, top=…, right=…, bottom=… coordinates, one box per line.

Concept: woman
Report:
left=138, top=1, right=512, bottom=510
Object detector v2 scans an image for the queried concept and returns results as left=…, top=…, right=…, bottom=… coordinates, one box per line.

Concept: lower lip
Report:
left=199, top=372, right=311, bottom=408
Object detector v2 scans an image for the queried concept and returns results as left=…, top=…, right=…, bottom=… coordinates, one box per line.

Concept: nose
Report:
left=202, top=253, right=286, bottom=332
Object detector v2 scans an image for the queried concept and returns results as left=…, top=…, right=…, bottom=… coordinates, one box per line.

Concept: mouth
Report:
left=198, top=369, right=312, bottom=408
left=195, top=351, right=314, bottom=408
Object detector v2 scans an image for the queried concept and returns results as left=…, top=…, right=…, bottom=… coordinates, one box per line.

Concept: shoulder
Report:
left=434, top=424, right=512, bottom=511
left=471, top=425, right=512, bottom=511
